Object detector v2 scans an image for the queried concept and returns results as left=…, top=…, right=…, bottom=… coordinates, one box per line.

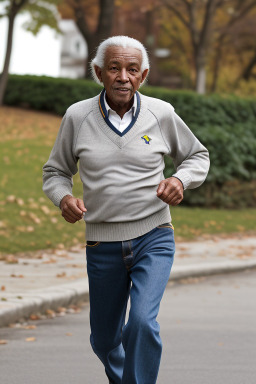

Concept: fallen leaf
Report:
left=56, top=243, right=65, bottom=249
left=29, top=202, right=39, bottom=209
left=24, top=325, right=37, bottom=330
left=53, top=249, right=68, bottom=257
left=0, top=340, right=8, bottom=345
left=29, top=213, right=41, bottom=224
left=5, top=254, right=18, bottom=264
left=16, top=198, right=24, bottom=206
left=45, top=309, right=55, bottom=316
left=6, top=195, right=16, bottom=203
left=29, top=314, right=40, bottom=321
left=25, top=337, right=36, bottom=342
left=41, top=205, right=50, bottom=214
left=42, top=258, right=57, bottom=264
left=56, top=272, right=66, bottom=278
left=10, top=274, right=24, bottom=278
left=65, top=333, right=73, bottom=336
left=57, top=307, right=67, bottom=313
left=1, top=286, right=5, bottom=291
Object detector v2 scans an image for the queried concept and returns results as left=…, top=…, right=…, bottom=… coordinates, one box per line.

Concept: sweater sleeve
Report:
left=161, top=109, right=210, bottom=190
left=42, top=113, right=78, bottom=208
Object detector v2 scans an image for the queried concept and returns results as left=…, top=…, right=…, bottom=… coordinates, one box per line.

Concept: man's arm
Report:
left=157, top=110, right=210, bottom=206
left=42, top=113, right=87, bottom=222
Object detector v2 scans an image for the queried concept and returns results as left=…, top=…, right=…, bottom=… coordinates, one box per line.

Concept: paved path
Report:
left=1, top=236, right=256, bottom=327
left=1, top=271, right=255, bottom=384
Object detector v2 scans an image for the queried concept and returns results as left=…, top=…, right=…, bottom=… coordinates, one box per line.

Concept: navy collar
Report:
left=99, top=89, right=141, bottom=137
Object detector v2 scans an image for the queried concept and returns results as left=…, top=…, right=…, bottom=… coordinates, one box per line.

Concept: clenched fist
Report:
left=60, top=195, right=87, bottom=223
left=157, top=177, right=184, bottom=206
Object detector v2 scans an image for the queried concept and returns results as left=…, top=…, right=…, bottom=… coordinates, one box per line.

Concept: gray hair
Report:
left=90, top=36, right=150, bottom=86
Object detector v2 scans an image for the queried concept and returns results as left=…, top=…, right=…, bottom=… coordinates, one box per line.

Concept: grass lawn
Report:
left=0, top=106, right=256, bottom=256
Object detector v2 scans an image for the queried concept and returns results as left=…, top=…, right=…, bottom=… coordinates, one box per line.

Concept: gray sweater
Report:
left=42, top=92, right=210, bottom=241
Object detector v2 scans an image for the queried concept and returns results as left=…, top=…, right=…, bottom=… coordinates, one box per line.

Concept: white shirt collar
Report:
left=104, top=92, right=137, bottom=117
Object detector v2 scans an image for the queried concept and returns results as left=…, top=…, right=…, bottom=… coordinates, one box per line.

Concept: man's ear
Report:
left=94, top=65, right=102, bottom=82
left=141, top=69, right=149, bottom=84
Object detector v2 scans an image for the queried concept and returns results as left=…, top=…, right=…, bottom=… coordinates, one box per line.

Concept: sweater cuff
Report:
left=172, top=170, right=192, bottom=190
left=51, top=190, right=73, bottom=208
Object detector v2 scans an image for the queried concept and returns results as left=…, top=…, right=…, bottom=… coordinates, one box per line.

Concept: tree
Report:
left=0, top=0, right=61, bottom=105
left=162, top=0, right=222, bottom=94
left=210, top=1, right=256, bottom=92
left=161, top=0, right=256, bottom=94
left=59, top=0, right=115, bottom=78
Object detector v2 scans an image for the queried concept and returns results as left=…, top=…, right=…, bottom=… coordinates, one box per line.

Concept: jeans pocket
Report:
left=86, top=241, right=101, bottom=248
left=157, top=222, right=174, bottom=230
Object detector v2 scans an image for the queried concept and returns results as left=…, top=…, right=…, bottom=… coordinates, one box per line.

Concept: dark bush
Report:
left=4, top=74, right=101, bottom=115
left=4, top=75, right=256, bottom=207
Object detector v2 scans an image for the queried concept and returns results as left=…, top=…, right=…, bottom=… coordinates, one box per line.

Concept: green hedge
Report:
left=4, top=75, right=102, bottom=115
left=4, top=75, right=256, bottom=207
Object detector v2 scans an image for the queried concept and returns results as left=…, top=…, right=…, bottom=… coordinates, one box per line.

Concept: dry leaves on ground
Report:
left=25, top=337, right=36, bottom=342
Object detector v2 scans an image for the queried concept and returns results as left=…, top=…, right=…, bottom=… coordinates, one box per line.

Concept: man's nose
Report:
left=118, top=69, right=129, bottom=82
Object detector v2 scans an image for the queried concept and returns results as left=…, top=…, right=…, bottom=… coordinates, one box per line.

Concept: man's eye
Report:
left=129, top=68, right=137, bottom=73
left=110, top=66, right=118, bottom=71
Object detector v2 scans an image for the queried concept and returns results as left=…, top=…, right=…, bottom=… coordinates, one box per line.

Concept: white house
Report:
left=0, top=5, right=88, bottom=78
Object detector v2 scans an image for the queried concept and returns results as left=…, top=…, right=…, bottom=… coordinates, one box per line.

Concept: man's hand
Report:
left=157, top=177, right=184, bottom=206
left=60, top=195, right=87, bottom=223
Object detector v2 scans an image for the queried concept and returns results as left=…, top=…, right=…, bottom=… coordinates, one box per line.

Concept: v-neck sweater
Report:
left=43, top=92, right=210, bottom=241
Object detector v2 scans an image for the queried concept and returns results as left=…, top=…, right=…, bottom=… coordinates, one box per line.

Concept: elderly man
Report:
left=43, top=36, right=209, bottom=384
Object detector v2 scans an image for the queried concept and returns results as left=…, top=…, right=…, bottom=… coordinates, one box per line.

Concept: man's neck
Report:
left=105, top=94, right=134, bottom=119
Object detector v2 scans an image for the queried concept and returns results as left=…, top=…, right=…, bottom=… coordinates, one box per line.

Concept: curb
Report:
left=1, top=260, right=256, bottom=328
left=171, top=259, right=256, bottom=280
left=0, top=280, right=89, bottom=328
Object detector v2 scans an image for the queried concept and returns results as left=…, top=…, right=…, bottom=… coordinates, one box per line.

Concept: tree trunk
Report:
left=144, top=9, right=158, bottom=86
left=85, top=35, right=99, bottom=79
left=195, top=51, right=206, bottom=94
left=74, top=0, right=114, bottom=79
left=210, top=44, right=223, bottom=93
left=85, top=0, right=114, bottom=78
left=0, top=12, right=16, bottom=106
left=196, top=65, right=206, bottom=94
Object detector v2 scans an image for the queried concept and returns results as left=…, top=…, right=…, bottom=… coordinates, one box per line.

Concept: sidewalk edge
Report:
left=1, top=261, right=256, bottom=328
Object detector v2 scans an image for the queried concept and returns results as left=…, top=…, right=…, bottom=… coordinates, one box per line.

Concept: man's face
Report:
left=94, top=46, right=148, bottom=115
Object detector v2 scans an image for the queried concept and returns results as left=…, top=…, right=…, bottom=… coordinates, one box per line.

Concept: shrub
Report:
left=4, top=75, right=101, bottom=115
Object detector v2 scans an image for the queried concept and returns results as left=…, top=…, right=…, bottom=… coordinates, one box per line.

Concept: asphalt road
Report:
left=1, top=270, right=256, bottom=384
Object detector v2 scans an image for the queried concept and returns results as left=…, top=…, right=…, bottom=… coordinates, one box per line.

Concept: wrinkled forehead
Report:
left=104, top=46, right=143, bottom=66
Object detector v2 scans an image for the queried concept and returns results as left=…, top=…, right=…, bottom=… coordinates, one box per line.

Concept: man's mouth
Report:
left=114, top=88, right=131, bottom=92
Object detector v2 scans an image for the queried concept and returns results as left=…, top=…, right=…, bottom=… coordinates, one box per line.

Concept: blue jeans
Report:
left=86, top=224, right=175, bottom=384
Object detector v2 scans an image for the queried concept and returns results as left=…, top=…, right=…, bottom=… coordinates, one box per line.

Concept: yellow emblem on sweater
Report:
left=141, top=135, right=152, bottom=144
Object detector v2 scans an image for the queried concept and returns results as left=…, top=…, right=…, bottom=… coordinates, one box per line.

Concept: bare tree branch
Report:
left=162, top=0, right=191, bottom=30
